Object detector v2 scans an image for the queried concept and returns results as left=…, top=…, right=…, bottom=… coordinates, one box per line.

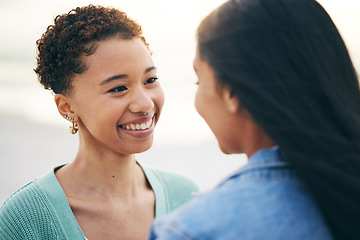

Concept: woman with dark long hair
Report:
left=149, top=0, right=360, bottom=239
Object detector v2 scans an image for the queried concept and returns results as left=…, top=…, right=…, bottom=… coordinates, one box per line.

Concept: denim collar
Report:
left=219, top=146, right=291, bottom=185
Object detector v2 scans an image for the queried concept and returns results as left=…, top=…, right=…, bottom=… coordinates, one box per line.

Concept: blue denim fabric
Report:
left=148, top=147, right=333, bottom=240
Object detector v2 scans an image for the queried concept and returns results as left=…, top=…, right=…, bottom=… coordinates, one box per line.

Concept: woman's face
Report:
left=193, top=49, right=245, bottom=154
left=68, top=37, right=164, bottom=155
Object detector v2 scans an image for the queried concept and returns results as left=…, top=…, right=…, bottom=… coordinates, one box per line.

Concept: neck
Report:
left=241, top=117, right=275, bottom=158
left=56, top=137, right=147, bottom=201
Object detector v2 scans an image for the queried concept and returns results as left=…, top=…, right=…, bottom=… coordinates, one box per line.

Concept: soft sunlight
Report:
left=0, top=0, right=359, bottom=145
left=1, top=0, right=359, bottom=203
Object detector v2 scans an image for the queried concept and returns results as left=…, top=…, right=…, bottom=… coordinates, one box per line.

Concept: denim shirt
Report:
left=148, top=147, right=333, bottom=240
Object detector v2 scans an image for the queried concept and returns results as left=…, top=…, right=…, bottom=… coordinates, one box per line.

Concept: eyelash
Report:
left=108, top=85, right=128, bottom=93
left=108, top=77, right=158, bottom=93
left=145, top=77, right=158, bottom=85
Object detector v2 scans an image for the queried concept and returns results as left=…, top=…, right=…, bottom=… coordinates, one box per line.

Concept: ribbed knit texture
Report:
left=0, top=183, right=66, bottom=239
left=0, top=164, right=199, bottom=239
left=151, top=169, right=200, bottom=212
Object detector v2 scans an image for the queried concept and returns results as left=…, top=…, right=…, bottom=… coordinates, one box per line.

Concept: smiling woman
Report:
left=0, top=5, right=199, bottom=240
left=57, top=37, right=164, bottom=155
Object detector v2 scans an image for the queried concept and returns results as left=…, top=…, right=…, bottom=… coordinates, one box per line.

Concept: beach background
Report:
left=1, top=0, right=359, bottom=204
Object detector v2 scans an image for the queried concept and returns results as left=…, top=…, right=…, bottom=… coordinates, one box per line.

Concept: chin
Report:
left=218, top=144, right=233, bottom=155
left=132, top=140, right=154, bottom=154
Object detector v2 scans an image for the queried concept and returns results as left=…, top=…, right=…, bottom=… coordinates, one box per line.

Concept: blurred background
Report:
left=1, top=0, right=359, bottom=204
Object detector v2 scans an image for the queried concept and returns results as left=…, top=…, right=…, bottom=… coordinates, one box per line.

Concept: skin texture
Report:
left=54, top=37, right=164, bottom=240
left=193, top=48, right=274, bottom=157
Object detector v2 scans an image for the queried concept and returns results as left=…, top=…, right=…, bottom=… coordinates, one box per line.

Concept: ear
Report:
left=54, top=94, right=75, bottom=119
left=223, top=87, right=239, bottom=113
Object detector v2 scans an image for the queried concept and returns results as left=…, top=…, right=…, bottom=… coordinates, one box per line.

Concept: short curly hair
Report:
left=34, top=5, right=148, bottom=94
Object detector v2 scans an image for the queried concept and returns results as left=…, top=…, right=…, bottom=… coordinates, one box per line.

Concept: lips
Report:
left=118, top=114, right=156, bottom=138
left=120, top=117, right=153, bottom=131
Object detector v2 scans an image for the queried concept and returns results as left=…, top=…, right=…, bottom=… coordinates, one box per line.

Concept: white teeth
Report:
left=146, top=119, right=152, bottom=128
left=122, top=118, right=153, bottom=131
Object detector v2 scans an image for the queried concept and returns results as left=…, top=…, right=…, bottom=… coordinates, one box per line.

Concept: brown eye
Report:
left=145, top=77, right=158, bottom=85
left=108, top=85, right=128, bottom=93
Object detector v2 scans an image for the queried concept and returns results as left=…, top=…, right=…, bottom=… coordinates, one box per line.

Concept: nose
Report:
left=128, top=88, right=154, bottom=114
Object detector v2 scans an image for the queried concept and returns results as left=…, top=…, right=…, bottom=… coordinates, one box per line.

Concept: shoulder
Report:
left=1, top=176, right=46, bottom=215
left=150, top=170, right=332, bottom=240
left=0, top=171, right=66, bottom=239
left=0, top=177, right=45, bottom=238
left=1, top=169, right=61, bottom=207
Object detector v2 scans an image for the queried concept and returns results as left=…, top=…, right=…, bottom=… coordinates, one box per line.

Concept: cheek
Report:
left=155, top=86, right=165, bottom=112
left=75, top=95, right=123, bottom=130
left=195, top=87, right=213, bottom=123
left=195, top=88, right=231, bottom=151
left=194, top=89, right=204, bottom=117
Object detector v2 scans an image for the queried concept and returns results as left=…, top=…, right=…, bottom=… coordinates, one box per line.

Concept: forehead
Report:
left=84, top=37, right=153, bottom=72
left=70, top=37, right=154, bottom=93
left=193, top=48, right=214, bottom=77
left=193, top=46, right=202, bottom=67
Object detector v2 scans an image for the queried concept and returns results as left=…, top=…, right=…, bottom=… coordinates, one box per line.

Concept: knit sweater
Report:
left=0, top=162, right=199, bottom=239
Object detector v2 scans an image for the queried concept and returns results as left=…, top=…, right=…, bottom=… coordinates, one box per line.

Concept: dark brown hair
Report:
left=34, top=5, right=148, bottom=94
left=197, top=0, right=360, bottom=239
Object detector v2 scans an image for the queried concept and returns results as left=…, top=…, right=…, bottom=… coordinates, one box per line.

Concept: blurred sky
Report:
left=0, top=0, right=359, bottom=201
left=0, top=0, right=359, bottom=146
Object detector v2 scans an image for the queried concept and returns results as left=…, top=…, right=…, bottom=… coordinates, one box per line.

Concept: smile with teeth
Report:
left=120, top=118, right=153, bottom=131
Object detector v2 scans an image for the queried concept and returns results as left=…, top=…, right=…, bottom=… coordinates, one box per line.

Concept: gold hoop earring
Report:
left=69, top=119, right=79, bottom=134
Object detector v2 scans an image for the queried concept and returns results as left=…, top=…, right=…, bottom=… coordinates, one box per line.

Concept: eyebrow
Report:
left=100, top=66, right=157, bottom=86
left=145, top=66, right=156, bottom=74
left=100, top=74, right=128, bottom=85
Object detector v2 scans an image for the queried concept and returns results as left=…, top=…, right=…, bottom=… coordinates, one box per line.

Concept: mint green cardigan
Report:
left=0, top=163, right=199, bottom=239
